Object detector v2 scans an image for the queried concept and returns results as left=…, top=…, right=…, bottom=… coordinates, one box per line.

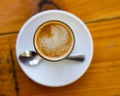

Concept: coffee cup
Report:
left=33, top=20, right=75, bottom=61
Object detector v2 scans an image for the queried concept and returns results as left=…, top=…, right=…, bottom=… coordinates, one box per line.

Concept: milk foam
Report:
left=35, top=21, right=74, bottom=59
left=40, top=25, right=68, bottom=50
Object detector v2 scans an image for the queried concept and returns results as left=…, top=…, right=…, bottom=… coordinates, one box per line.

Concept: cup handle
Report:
left=39, top=0, right=60, bottom=12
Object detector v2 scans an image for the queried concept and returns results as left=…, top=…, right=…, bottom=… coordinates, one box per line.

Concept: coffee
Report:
left=34, top=20, right=74, bottom=61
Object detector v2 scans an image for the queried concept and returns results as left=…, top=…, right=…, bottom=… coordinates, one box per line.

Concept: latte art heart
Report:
left=40, top=25, right=68, bottom=50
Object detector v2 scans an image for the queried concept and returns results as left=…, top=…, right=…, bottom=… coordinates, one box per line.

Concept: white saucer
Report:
left=16, top=10, right=94, bottom=87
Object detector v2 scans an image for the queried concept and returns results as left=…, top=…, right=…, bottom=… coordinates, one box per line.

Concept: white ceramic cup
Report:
left=33, top=20, right=75, bottom=62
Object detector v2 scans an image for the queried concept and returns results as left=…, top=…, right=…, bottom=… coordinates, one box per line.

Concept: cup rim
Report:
left=33, top=20, right=75, bottom=62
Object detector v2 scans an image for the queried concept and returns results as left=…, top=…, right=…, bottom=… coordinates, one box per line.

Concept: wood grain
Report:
left=0, top=0, right=120, bottom=33
left=0, top=0, right=40, bottom=34
left=0, top=34, right=17, bottom=96
left=6, top=18, right=120, bottom=96
left=59, top=0, right=120, bottom=21
left=87, top=19, right=120, bottom=62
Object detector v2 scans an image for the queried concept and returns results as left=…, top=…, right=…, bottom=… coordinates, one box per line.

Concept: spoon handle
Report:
left=66, top=54, right=85, bottom=61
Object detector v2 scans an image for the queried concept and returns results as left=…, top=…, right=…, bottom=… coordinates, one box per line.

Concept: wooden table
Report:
left=0, top=0, right=120, bottom=96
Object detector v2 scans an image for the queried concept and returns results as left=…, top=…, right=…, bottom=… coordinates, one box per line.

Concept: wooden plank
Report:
left=87, top=19, right=120, bottom=62
left=0, top=0, right=120, bottom=33
left=0, top=0, right=40, bottom=34
left=8, top=19, right=120, bottom=96
left=0, top=35, right=17, bottom=96
left=59, top=0, right=120, bottom=21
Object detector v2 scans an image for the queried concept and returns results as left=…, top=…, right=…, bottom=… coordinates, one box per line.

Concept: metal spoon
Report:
left=19, top=51, right=85, bottom=66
